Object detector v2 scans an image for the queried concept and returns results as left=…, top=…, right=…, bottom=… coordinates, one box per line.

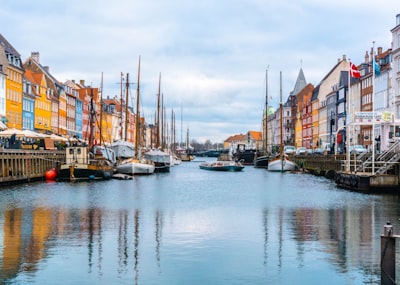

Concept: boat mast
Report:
left=124, top=73, right=129, bottom=141
left=120, top=72, right=124, bottom=141
left=135, top=57, right=141, bottom=159
left=99, top=72, right=103, bottom=145
left=264, top=68, right=268, bottom=154
left=280, top=71, right=283, bottom=158
left=156, top=73, right=161, bottom=148
left=88, top=88, right=95, bottom=151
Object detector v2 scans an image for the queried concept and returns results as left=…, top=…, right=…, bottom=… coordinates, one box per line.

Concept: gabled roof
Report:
left=249, top=131, right=262, bottom=141
left=0, top=34, right=20, bottom=57
left=311, top=84, right=320, bottom=102
left=0, top=34, right=23, bottom=71
left=224, top=134, right=246, bottom=143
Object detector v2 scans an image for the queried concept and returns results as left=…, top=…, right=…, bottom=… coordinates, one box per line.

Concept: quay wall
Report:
left=0, top=149, right=65, bottom=185
left=294, top=155, right=346, bottom=179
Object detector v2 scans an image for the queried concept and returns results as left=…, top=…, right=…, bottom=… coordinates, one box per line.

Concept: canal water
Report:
left=1, top=157, right=400, bottom=284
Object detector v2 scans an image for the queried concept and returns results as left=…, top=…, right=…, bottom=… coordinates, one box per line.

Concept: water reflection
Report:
left=0, top=167, right=399, bottom=284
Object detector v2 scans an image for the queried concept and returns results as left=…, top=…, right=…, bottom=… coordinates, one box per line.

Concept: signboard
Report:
left=353, top=111, right=381, bottom=125
left=381, top=111, right=393, bottom=122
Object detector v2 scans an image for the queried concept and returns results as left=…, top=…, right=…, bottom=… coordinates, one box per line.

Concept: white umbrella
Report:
left=0, top=129, right=45, bottom=138
left=46, top=133, right=68, bottom=142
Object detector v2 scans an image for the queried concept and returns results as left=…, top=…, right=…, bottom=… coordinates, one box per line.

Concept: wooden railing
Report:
left=0, top=149, right=65, bottom=185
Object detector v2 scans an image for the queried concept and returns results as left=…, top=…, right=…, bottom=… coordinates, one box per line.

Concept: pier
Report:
left=0, top=149, right=65, bottom=185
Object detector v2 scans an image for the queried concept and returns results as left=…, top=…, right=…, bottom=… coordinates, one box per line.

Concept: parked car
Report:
left=313, top=148, right=324, bottom=155
left=349, top=145, right=367, bottom=155
left=295, top=147, right=307, bottom=155
left=283, top=145, right=295, bottom=154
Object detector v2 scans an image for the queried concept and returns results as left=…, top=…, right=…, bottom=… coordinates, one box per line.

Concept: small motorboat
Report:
left=199, top=160, right=244, bottom=172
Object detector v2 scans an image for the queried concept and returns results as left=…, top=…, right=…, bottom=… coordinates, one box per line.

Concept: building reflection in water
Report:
left=0, top=197, right=391, bottom=283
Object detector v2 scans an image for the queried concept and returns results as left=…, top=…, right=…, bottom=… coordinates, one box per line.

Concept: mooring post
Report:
left=381, top=222, right=396, bottom=285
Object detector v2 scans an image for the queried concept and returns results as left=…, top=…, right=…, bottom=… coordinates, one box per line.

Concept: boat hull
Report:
left=58, top=163, right=114, bottom=181
left=116, top=160, right=155, bottom=175
left=254, top=155, right=269, bottom=168
left=199, top=161, right=244, bottom=172
left=144, top=150, right=171, bottom=173
left=267, top=158, right=296, bottom=172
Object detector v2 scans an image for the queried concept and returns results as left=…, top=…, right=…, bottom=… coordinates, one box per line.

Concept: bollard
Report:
left=381, top=222, right=396, bottom=285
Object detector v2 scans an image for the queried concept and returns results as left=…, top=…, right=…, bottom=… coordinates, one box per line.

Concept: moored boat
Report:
left=58, top=145, right=115, bottom=181
left=116, top=158, right=155, bottom=175
left=254, top=155, right=269, bottom=168
left=199, top=160, right=244, bottom=172
left=144, top=149, right=171, bottom=172
left=267, top=71, right=296, bottom=172
left=267, top=155, right=295, bottom=172
left=113, top=63, right=155, bottom=176
left=57, top=88, right=115, bottom=181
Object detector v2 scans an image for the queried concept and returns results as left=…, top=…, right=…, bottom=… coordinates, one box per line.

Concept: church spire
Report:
left=290, top=67, right=307, bottom=96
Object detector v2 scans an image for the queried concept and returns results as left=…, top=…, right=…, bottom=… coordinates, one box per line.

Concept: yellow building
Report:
left=0, top=34, right=24, bottom=129
left=25, top=70, right=52, bottom=132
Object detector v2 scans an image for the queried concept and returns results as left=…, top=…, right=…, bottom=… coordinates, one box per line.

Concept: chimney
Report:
left=72, top=80, right=75, bottom=83
left=342, top=54, right=346, bottom=61
left=31, top=52, right=40, bottom=63
left=80, top=80, right=85, bottom=86
left=44, top=66, right=49, bottom=72
left=378, top=47, right=382, bottom=55
left=396, top=14, right=400, bottom=26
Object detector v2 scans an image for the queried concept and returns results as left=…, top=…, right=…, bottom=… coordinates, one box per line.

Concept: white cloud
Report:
left=1, top=0, right=400, bottom=143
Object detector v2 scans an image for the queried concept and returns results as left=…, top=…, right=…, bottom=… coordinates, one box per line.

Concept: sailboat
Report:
left=144, top=73, right=171, bottom=172
left=268, top=71, right=296, bottom=172
left=254, top=68, right=270, bottom=168
left=58, top=88, right=115, bottom=181
left=115, top=58, right=155, bottom=175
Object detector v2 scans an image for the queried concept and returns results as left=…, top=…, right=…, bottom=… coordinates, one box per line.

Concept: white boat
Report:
left=113, top=59, right=155, bottom=176
left=170, top=154, right=182, bottom=166
left=144, top=149, right=171, bottom=172
left=116, top=158, right=155, bottom=175
left=267, top=155, right=296, bottom=172
left=268, top=71, right=296, bottom=172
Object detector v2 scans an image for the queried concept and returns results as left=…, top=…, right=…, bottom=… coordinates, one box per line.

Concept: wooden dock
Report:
left=0, top=149, right=65, bottom=185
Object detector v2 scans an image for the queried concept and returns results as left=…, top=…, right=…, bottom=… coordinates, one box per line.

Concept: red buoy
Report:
left=45, top=168, right=58, bottom=181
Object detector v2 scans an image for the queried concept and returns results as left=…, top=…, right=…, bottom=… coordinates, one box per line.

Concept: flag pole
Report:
left=346, top=60, right=351, bottom=172
left=372, top=41, right=376, bottom=175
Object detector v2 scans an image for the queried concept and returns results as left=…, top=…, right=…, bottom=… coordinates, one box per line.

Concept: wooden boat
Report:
left=254, top=68, right=270, bottom=168
left=267, top=154, right=296, bottom=172
left=114, top=60, right=155, bottom=175
left=268, top=71, right=296, bottom=172
left=116, top=157, right=155, bottom=175
left=254, top=155, right=269, bottom=168
left=58, top=89, right=115, bottom=181
left=144, top=149, right=171, bottom=172
left=58, top=145, right=115, bottom=181
left=199, top=160, right=244, bottom=172
left=145, top=73, right=171, bottom=173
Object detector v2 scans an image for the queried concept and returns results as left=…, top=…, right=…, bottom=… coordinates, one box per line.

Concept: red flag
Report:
left=350, top=62, right=360, bottom=78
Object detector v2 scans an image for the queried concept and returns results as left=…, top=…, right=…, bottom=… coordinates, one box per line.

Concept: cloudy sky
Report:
left=1, top=0, right=400, bottom=143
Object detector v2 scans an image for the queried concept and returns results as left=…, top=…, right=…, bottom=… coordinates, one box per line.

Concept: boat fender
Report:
left=103, top=172, right=111, bottom=180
